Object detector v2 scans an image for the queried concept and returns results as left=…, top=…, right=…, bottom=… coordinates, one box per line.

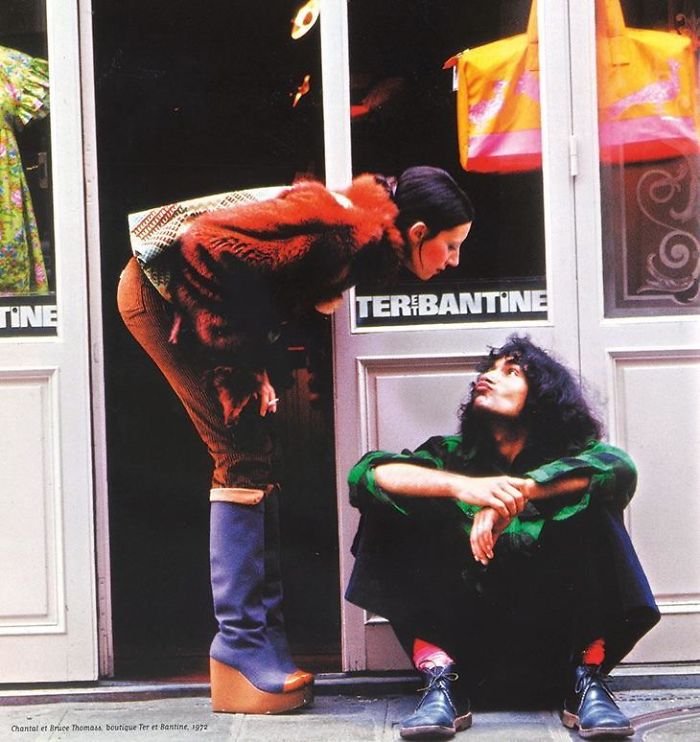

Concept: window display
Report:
left=0, top=46, right=49, bottom=295
left=348, top=0, right=547, bottom=331
left=0, top=3, right=55, bottom=336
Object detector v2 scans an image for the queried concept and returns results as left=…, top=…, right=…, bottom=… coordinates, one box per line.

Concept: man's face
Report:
left=472, top=356, right=529, bottom=419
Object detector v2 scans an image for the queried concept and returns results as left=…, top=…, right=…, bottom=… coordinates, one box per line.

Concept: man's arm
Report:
left=520, top=474, right=591, bottom=502
left=470, top=473, right=590, bottom=565
left=524, top=440, right=637, bottom=511
left=470, top=441, right=638, bottom=564
left=374, top=463, right=527, bottom=518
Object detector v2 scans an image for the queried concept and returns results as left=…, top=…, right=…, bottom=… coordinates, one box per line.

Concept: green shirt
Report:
left=348, top=436, right=637, bottom=544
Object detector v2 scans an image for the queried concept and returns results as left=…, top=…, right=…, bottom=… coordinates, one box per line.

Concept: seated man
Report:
left=345, top=335, right=659, bottom=740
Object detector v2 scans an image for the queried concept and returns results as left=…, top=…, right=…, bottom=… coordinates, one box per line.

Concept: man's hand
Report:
left=470, top=507, right=510, bottom=565
left=454, top=476, right=527, bottom=518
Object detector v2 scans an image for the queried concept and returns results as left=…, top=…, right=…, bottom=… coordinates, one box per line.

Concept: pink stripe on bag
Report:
left=467, top=129, right=543, bottom=172
left=599, top=116, right=698, bottom=148
left=599, top=116, right=700, bottom=162
left=468, top=129, right=542, bottom=159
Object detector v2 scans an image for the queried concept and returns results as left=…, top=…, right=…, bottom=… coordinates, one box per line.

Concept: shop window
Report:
left=599, top=0, right=700, bottom=317
left=348, top=0, right=547, bottom=330
left=0, top=1, right=55, bottom=337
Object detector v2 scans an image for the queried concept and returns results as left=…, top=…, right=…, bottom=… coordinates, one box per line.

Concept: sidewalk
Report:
left=1, top=675, right=699, bottom=741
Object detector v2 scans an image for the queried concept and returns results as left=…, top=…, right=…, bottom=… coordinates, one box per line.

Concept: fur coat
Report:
left=168, top=174, right=405, bottom=424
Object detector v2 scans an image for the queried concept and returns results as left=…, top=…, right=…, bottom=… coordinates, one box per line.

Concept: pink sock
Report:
left=412, top=638, right=454, bottom=670
left=582, top=637, right=605, bottom=666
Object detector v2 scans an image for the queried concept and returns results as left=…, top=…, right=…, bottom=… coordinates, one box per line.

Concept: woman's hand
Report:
left=208, top=367, right=278, bottom=426
left=453, top=475, right=527, bottom=518
left=254, top=370, right=278, bottom=416
left=470, top=507, right=510, bottom=565
left=314, top=295, right=343, bottom=315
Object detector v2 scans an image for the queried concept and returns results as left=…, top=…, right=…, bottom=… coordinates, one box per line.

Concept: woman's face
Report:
left=406, top=222, right=472, bottom=280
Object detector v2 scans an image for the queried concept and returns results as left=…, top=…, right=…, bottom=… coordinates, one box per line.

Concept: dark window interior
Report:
left=349, top=0, right=545, bottom=287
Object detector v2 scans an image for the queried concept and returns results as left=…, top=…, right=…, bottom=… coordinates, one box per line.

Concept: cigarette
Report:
left=267, top=398, right=280, bottom=407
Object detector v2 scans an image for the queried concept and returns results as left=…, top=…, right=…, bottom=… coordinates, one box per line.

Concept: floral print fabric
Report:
left=0, top=46, right=50, bottom=295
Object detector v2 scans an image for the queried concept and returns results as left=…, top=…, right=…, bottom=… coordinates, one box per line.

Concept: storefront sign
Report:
left=354, top=278, right=547, bottom=329
left=0, top=294, right=58, bottom=337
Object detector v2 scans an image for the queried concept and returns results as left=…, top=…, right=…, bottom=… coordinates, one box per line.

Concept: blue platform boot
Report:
left=263, top=488, right=314, bottom=683
left=209, top=495, right=313, bottom=714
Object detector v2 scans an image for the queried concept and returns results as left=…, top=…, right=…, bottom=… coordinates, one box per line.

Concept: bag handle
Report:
left=526, top=0, right=539, bottom=71
left=526, top=0, right=629, bottom=69
left=597, top=0, right=626, bottom=40
left=597, top=0, right=631, bottom=66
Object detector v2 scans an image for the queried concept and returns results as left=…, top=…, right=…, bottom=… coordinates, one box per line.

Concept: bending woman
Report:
left=117, top=166, right=474, bottom=714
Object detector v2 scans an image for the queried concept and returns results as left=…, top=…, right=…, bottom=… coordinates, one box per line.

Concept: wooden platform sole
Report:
left=210, top=658, right=314, bottom=714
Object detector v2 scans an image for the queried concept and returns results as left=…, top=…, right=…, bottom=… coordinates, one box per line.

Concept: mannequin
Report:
left=0, top=45, right=50, bottom=296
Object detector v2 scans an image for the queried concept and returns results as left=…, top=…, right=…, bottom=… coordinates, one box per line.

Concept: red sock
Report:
left=412, top=638, right=454, bottom=670
left=582, top=637, right=605, bottom=666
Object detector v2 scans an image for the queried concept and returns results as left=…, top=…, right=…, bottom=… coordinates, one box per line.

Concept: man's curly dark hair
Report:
left=459, top=334, right=602, bottom=459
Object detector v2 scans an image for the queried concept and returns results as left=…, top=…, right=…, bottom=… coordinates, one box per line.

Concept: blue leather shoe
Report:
left=562, top=664, right=633, bottom=739
left=400, top=665, right=472, bottom=740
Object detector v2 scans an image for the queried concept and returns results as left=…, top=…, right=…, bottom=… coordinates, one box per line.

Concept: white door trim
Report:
left=78, top=0, right=114, bottom=678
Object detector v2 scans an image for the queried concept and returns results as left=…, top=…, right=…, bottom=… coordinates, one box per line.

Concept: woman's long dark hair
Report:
left=350, top=166, right=474, bottom=288
left=393, top=166, right=474, bottom=238
left=459, top=335, right=602, bottom=459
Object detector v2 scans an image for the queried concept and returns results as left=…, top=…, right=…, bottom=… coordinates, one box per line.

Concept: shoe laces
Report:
left=576, top=664, right=615, bottom=703
left=418, top=665, right=458, bottom=690
left=416, top=666, right=458, bottom=711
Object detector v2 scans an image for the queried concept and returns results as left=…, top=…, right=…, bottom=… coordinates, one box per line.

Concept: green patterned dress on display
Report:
left=0, top=46, right=50, bottom=295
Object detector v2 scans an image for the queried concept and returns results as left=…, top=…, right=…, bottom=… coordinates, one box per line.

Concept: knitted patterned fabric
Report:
left=171, top=174, right=404, bottom=354
left=165, top=175, right=405, bottom=425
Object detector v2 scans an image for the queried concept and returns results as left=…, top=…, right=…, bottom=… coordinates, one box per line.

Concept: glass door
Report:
left=571, top=0, right=700, bottom=663
left=349, top=0, right=548, bottom=333
left=329, top=0, right=582, bottom=670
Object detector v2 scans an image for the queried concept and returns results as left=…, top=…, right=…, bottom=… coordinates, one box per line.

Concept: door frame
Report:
left=79, top=0, right=114, bottom=678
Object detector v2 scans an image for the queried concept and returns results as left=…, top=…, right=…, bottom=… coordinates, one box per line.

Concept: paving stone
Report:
left=0, top=688, right=698, bottom=741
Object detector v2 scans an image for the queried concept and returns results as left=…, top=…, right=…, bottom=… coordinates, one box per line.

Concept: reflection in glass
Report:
left=598, top=0, right=700, bottom=316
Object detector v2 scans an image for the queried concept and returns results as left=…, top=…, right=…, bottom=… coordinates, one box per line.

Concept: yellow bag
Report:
left=450, top=0, right=700, bottom=172
left=597, top=0, right=700, bottom=164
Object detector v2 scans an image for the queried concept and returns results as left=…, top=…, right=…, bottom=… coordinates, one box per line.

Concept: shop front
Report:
left=0, top=0, right=698, bottom=683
